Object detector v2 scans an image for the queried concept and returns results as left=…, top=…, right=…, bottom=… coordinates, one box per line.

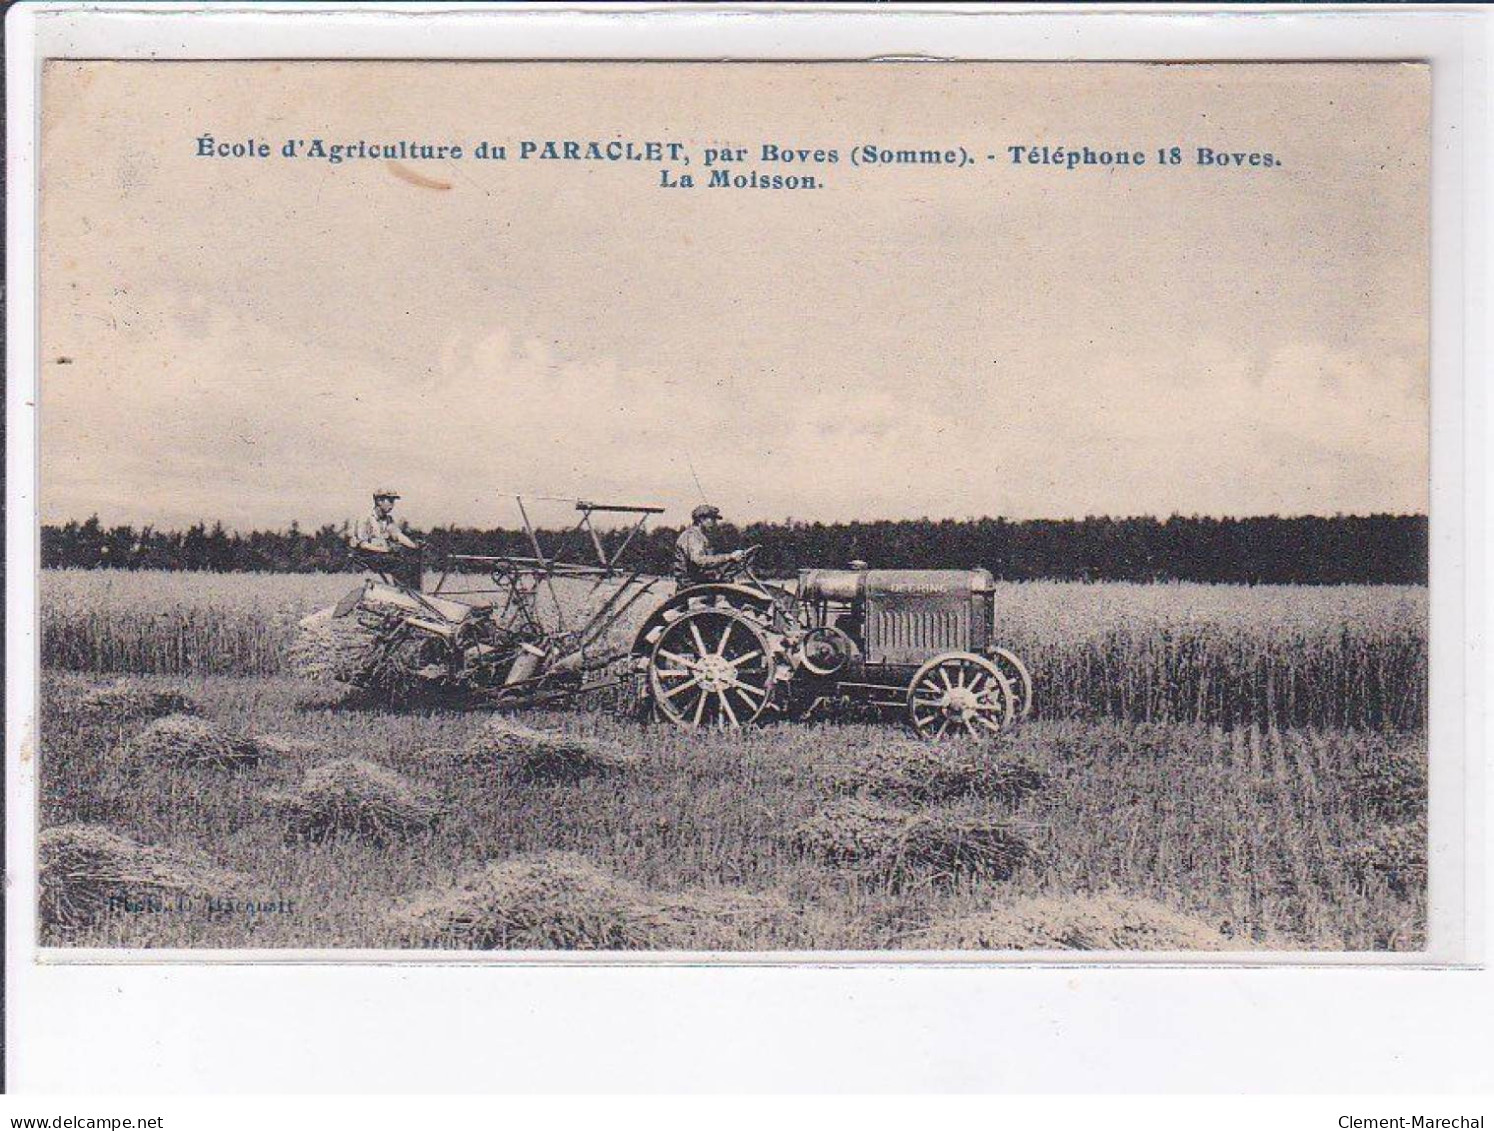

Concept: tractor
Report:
left=309, top=497, right=1033, bottom=739
left=631, top=551, right=1033, bottom=739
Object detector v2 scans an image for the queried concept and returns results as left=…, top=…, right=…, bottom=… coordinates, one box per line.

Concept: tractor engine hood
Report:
left=798, top=568, right=995, bottom=602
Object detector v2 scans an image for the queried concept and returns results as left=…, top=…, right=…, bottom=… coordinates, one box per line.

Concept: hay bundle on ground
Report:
left=462, top=718, right=639, bottom=783
left=39, top=824, right=244, bottom=930
left=391, top=852, right=798, bottom=950
left=270, top=759, right=441, bottom=844
left=77, top=678, right=200, bottom=722
left=642, top=887, right=801, bottom=951
left=1340, top=819, right=1427, bottom=896
left=917, top=893, right=1229, bottom=952
left=820, top=741, right=1046, bottom=804
left=792, top=797, right=912, bottom=865
left=792, top=798, right=1035, bottom=886
left=119, top=714, right=263, bottom=770
left=392, top=852, right=664, bottom=949
left=896, top=813, right=1036, bottom=884
left=252, top=733, right=328, bottom=762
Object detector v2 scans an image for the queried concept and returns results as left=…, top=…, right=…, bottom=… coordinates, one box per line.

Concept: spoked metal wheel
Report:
left=990, top=647, right=1035, bottom=719
left=678, top=589, right=775, bottom=626
left=648, top=608, right=776, bottom=729
left=907, top=651, right=1016, bottom=739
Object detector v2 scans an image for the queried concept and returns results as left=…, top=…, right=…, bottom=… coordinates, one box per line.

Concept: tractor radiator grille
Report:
left=866, top=605, right=972, bottom=665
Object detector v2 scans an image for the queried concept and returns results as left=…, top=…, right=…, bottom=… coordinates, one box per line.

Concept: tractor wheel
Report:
left=907, top=652, right=1016, bottom=740
left=648, top=608, right=777, bottom=730
left=680, top=589, right=778, bottom=628
left=990, top=647, right=1035, bottom=719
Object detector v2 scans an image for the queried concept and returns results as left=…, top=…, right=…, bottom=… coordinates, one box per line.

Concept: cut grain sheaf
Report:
left=793, top=796, right=909, bottom=864
left=792, top=797, right=1035, bottom=886
left=462, top=718, right=639, bottom=783
left=918, top=893, right=1229, bottom=952
left=77, top=678, right=201, bottom=722
left=820, top=740, right=1046, bottom=804
left=119, top=714, right=264, bottom=770
left=269, top=758, right=442, bottom=844
left=39, top=824, right=246, bottom=930
left=391, top=851, right=799, bottom=950
left=288, top=603, right=453, bottom=701
left=286, top=607, right=378, bottom=684
left=252, top=733, right=329, bottom=761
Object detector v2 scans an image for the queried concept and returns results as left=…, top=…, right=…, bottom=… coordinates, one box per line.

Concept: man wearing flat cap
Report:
left=349, top=488, right=423, bottom=589
left=672, top=503, right=747, bottom=589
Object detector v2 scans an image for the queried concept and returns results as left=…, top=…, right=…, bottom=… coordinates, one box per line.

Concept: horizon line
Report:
left=41, top=510, right=1433, bottom=538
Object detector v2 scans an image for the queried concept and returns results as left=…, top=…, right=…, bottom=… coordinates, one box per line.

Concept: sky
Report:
left=40, top=62, right=1429, bottom=532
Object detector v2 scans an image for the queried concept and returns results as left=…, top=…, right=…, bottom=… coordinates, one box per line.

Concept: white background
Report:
left=6, top=2, right=1490, bottom=1093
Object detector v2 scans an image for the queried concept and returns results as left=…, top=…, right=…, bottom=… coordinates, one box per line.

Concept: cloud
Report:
left=39, top=59, right=1430, bottom=530
left=41, top=292, right=1426, bottom=531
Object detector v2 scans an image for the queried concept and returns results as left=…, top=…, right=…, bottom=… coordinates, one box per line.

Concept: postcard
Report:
left=34, top=59, right=1436, bottom=958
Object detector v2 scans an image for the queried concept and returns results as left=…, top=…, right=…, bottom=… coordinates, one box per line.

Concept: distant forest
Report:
left=42, top=514, right=1428, bottom=585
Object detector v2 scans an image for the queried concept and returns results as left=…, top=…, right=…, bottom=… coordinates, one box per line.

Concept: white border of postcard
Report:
left=6, top=2, right=1490, bottom=1093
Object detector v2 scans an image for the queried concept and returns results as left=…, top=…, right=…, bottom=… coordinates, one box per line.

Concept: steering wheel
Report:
left=722, top=544, right=762, bottom=581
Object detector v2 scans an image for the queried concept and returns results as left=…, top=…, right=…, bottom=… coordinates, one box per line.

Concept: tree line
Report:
left=41, top=513, right=1428, bottom=585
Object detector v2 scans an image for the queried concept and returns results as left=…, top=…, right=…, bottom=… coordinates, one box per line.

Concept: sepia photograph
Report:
left=34, top=59, right=1433, bottom=957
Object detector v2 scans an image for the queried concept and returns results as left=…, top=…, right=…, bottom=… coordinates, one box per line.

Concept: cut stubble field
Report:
left=36, top=570, right=1429, bottom=952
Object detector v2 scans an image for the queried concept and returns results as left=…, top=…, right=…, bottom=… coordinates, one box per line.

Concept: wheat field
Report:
left=36, top=569, right=1428, bottom=952
left=41, top=570, right=1428, bottom=730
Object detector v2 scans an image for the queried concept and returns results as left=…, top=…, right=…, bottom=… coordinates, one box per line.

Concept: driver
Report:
left=672, top=503, right=748, bottom=589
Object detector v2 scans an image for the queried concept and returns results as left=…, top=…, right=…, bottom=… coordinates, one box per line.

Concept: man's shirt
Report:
left=351, top=512, right=416, bottom=552
left=673, top=525, right=729, bottom=586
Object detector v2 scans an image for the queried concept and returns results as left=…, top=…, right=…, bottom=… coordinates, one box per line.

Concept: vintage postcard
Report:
left=34, top=59, right=1434, bottom=957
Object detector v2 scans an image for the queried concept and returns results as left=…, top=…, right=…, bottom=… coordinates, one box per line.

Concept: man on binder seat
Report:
left=349, top=488, right=424, bottom=590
